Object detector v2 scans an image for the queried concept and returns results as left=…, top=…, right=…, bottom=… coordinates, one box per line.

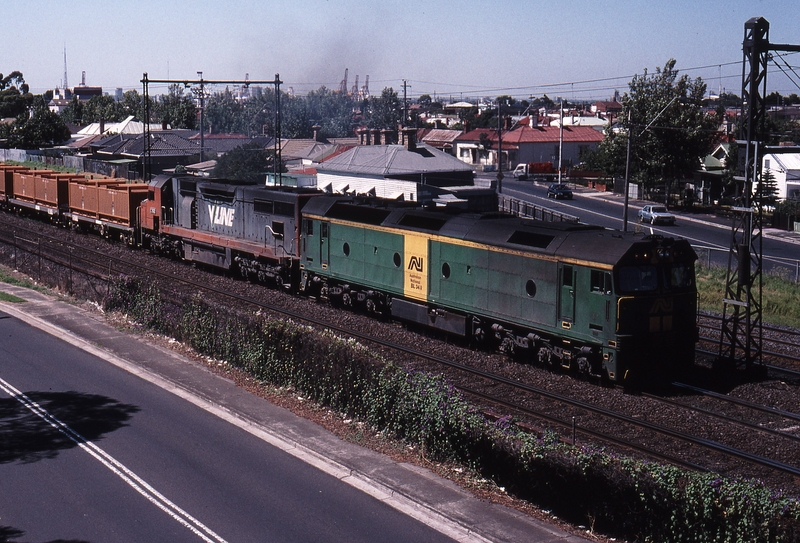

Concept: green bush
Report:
left=104, top=276, right=800, bottom=542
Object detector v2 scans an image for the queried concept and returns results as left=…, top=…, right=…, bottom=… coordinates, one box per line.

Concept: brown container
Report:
left=69, top=181, right=100, bottom=217
left=68, top=179, right=123, bottom=218
left=34, top=173, right=79, bottom=208
left=0, top=165, right=29, bottom=196
left=11, top=171, right=54, bottom=202
left=97, top=183, right=149, bottom=226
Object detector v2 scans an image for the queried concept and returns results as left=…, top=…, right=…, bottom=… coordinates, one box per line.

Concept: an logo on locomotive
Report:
left=208, top=204, right=235, bottom=227
left=408, top=256, right=424, bottom=272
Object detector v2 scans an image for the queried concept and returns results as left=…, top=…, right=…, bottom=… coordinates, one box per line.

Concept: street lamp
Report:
left=622, top=95, right=680, bottom=232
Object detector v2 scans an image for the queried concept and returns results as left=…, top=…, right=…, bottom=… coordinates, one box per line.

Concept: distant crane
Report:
left=360, top=75, right=369, bottom=100
left=351, top=74, right=359, bottom=97
left=339, top=68, right=348, bottom=94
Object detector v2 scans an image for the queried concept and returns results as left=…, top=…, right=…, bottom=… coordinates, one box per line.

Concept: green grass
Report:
left=696, top=264, right=800, bottom=329
left=3, top=160, right=77, bottom=174
left=0, top=291, right=26, bottom=303
left=0, top=267, right=47, bottom=293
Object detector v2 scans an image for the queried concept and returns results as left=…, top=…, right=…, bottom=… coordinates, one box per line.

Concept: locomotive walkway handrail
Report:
left=497, top=194, right=580, bottom=223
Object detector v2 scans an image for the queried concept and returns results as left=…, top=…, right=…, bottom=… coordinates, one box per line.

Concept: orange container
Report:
left=98, top=183, right=149, bottom=225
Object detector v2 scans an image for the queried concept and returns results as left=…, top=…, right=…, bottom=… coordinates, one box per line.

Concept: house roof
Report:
left=317, top=143, right=474, bottom=176
left=504, top=125, right=604, bottom=144
left=456, top=125, right=604, bottom=144
left=419, top=129, right=463, bottom=145
left=766, top=153, right=800, bottom=172
left=77, top=116, right=152, bottom=136
left=96, top=132, right=200, bottom=158
left=455, top=128, right=498, bottom=142
left=593, top=101, right=623, bottom=112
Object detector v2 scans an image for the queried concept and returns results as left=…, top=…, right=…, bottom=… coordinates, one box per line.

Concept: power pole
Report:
left=402, top=79, right=409, bottom=128
left=197, top=71, right=205, bottom=162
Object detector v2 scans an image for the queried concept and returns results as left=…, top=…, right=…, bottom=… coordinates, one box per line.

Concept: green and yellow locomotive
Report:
left=299, top=197, right=698, bottom=383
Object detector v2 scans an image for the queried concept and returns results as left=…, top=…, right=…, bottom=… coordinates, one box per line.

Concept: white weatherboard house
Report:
left=762, top=152, right=800, bottom=200
left=315, top=132, right=482, bottom=206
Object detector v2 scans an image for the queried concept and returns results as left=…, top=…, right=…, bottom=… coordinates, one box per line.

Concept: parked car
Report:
left=547, top=183, right=573, bottom=199
left=638, top=204, right=676, bottom=225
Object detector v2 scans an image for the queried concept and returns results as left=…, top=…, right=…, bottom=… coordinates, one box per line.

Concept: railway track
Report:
left=2, top=214, right=800, bottom=493
left=698, top=312, right=800, bottom=375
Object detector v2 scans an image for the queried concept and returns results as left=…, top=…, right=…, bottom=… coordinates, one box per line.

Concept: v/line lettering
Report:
left=208, top=204, right=235, bottom=227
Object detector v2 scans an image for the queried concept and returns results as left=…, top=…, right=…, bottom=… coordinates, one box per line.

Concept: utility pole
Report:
left=402, top=79, right=409, bottom=128
left=497, top=98, right=503, bottom=193
left=197, top=72, right=205, bottom=162
left=558, top=99, right=563, bottom=184
left=274, top=74, right=282, bottom=186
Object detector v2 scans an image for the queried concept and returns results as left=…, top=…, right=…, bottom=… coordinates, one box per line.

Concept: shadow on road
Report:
left=0, top=391, right=139, bottom=464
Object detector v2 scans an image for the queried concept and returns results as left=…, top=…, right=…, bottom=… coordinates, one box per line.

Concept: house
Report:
left=316, top=130, right=494, bottom=210
left=92, top=131, right=202, bottom=176
left=591, top=100, right=623, bottom=117
left=416, top=128, right=463, bottom=156
left=453, top=128, right=500, bottom=170
left=763, top=150, right=800, bottom=200
left=454, top=125, right=604, bottom=172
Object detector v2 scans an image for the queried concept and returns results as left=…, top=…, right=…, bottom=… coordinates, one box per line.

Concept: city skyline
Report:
left=5, top=0, right=800, bottom=103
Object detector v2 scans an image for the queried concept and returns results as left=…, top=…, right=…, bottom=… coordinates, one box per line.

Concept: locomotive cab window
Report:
left=303, top=219, right=314, bottom=236
left=271, top=220, right=284, bottom=238
left=590, top=270, right=612, bottom=294
left=666, top=263, right=694, bottom=290
left=618, top=265, right=658, bottom=292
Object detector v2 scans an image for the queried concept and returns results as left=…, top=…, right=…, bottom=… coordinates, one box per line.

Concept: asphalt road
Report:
left=498, top=177, right=800, bottom=277
left=0, top=310, right=458, bottom=543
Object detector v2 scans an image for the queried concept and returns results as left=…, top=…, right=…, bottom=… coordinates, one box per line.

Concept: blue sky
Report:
left=5, top=0, right=800, bottom=102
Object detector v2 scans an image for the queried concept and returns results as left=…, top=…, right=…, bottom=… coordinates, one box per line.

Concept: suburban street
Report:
left=0, top=310, right=459, bottom=543
left=497, top=177, right=800, bottom=278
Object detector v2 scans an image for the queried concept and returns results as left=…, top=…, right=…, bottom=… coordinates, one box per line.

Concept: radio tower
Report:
left=63, top=46, right=68, bottom=90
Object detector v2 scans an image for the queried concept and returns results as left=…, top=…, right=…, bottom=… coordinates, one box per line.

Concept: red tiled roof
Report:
left=457, top=125, right=603, bottom=144
left=503, top=125, right=604, bottom=144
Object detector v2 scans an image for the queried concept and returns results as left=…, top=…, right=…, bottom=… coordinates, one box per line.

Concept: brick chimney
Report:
left=401, top=128, right=417, bottom=151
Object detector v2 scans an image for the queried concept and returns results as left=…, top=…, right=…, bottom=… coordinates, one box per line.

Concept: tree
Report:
left=155, top=85, right=196, bottom=129
left=305, top=86, right=356, bottom=138
left=4, top=100, right=71, bottom=148
left=755, top=168, right=779, bottom=210
left=62, top=95, right=125, bottom=124
left=591, top=59, right=721, bottom=198
left=205, top=88, right=245, bottom=134
left=120, top=90, right=147, bottom=120
left=212, top=141, right=274, bottom=183
left=363, top=87, right=400, bottom=129
left=0, top=70, right=33, bottom=118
